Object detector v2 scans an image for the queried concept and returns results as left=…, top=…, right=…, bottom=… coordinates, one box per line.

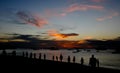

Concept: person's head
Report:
left=92, top=55, right=94, bottom=58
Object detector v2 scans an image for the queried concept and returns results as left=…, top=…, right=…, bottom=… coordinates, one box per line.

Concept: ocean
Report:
left=0, top=49, right=120, bottom=70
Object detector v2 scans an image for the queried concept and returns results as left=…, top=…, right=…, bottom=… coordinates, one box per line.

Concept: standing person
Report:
left=26, top=52, right=28, bottom=58
left=39, top=53, right=41, bottom=60
left=67, top=56, right=71, bottom=63
left=44, top=54, right=46, bottom=60
left=2, top=50, right=7, bottom=56
left=52, top=55, right=55, bottom=61
left=96, top=59, right=99, bottom=67
left=59, top=54, right=63, bottom=62
left=73, top=56, right=76, bottom=63
left=22, top=52, right=25, bottom=57
left=12, top=51, right=16, bottom=56
left=56, top=56, right=58, bottom=61
left=30, top=52, right=33, bottom=58
left=80, top=57, right=84, bottom=65
left=89, top=55, right=97, bottom=67
left=34, top=53, right=36, bottom=59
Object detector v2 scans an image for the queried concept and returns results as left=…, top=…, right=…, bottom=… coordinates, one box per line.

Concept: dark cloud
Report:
left=16, top=11, right=48, bottom=28
left=51, top=24, right=75, bottom=32
left=48, top=29, right=79, bottom=39
left=0, top=37, right=7, bottom=40
left=39, top=32, right=48, bottom=35
left=0, top=9, right=49, bottom=27
left=6, top=33, right=42, bottom=42
left=113, top=37, right=120, bottom=41
left=7, top=33, right=20, bottom=36
left=0, top=8, right=27, bottom=25
left=60, top=33, right=79, bottom=38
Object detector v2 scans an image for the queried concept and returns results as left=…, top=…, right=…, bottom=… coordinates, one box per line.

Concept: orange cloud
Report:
left=65, top=3, right=104, bottom=13
left=77, top=40, right=86, bottom=44
left=56, top=41, right=76, bottom=49
left=17, top=11, right=48, bottom=28
left=96, top=12, right=119, bottom=21
left=47, top=30, right=79, bottom=40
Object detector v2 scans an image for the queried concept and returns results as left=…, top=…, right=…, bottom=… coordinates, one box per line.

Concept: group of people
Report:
left=1, top=50, right=99, bottom=67
left=53, top=54, right=99, bottom=67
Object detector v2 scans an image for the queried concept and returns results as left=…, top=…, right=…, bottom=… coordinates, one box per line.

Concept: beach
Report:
left=0, top=53, right=120, bottom=72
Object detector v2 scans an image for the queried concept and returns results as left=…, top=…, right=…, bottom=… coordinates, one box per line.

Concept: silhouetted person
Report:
left=52, top=55, right=55, bottom=61
left=59, top=54, right=63, bottom=62
left=56, top=56, right=58, bottom=61
left=26, top=52, right=28, bottom=58
left=96, top=59, right=99, bottom=67
left=30, top=52, right=33, bottom=58
left=34, top=53, right=36, bottom=59
left=80, top=57, right=84, bottom=65
left=67, top=56, right=71, bottom=63
left=73, top=56, right=76, bottom=63
left=2, top=50, right=7, bottom=56
left=89, top=55, right=97, bottom=67
left=22, top=52, right=25, bottom=57
left=12, top=51, right=16, bottom=56
left=39, top=53, right=41, bottom=60
left=44, top=54, right=46, bottom=60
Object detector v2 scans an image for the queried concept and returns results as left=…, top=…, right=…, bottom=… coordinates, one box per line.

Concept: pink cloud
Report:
left=34, top=15, right=48, bottom=27
left=96, top=12, right=119, bottom=21
left=65, top=3, right=104, bottom=13
left=44, top=9, right=67, bottom=17
left=91, top=0, right=104, bottom=2
left=43, top=3, right=104, bottom=17
left=44, top=9, right=58, bottom=18
left=17, top=11, right=48, bottom=28
left=60, top=13, right=67, bottom=16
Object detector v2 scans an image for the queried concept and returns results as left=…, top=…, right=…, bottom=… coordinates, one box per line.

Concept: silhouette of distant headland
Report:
left=0, top=37, right=120, bottom=52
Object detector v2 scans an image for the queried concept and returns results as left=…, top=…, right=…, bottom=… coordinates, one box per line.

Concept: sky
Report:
left=0, top=0, right=120, bottom=41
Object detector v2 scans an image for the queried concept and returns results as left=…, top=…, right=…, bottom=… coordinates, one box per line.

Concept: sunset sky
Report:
left=0, top=0, right=120, bottom=41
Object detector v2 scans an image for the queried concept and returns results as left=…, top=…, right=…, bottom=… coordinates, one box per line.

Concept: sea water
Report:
left=0, top=49, right=120, bottom=70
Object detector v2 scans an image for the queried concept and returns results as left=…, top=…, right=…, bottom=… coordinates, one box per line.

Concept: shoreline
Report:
left=0, top=55, right=120, bottom=72
left=0, top=49, right=120, bottom=70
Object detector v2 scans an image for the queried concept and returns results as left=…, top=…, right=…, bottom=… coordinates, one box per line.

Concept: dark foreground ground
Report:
left=0, top=55, right=120, bottom=73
